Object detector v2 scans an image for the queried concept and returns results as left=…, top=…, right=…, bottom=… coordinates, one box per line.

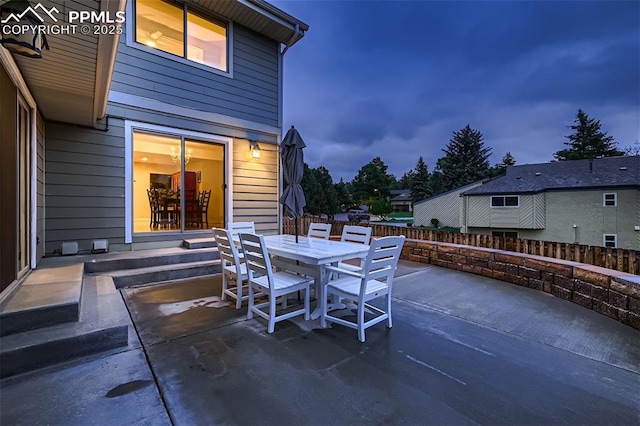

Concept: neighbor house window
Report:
left=492, top=231, right=519, bottom=239
left=603, top=193, right=617, bottom=207
left=491, top=196, right=519, bottom=207
left=135, top=0, right=228, bottom=71
left=603, top=234, right=617, bottom=248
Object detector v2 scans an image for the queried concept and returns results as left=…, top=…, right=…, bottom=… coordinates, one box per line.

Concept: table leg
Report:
left=309, top=262, right=346, bottom=320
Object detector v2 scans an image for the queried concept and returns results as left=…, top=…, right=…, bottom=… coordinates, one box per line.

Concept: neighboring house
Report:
left=0, top=0, right=307, bottom=294
left=461, top=156, right=640, bottom=250
left=389, top=189, right=412, bottom=212
left=413, top=180, right=485, bottom=228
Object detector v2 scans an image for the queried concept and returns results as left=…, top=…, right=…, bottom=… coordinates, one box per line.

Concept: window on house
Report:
left=603, top=193, right=617, bottom=207
left=491, top=196, right=519, bottom=207
left=603, top=234, right=617, bottom=248
left=135, top=0, right=228, bottom=71
left=492, top=231, right=519, bottom=239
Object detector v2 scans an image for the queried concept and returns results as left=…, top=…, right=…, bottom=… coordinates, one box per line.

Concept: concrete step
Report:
left=84, top=247, right=218, bottom=273
left=0, top=264, right=83, bottom=337
left=110, top=260, right=222, bottom=289
left=183, top=238, right=216, bottom=249
left=0, top=275, right=131, bottom=378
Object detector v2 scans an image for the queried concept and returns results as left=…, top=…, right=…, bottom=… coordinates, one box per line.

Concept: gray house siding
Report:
left=44, top=121, right=126, bottom=255
left=468, top=189, right=639, bottom=250
left=36, top=113, right=45, bottom=261
left=414, top=181, right=484, bottom=228
left=466, top=194, right=545, bottom=229
left=112, top=20, right=279, bottom=127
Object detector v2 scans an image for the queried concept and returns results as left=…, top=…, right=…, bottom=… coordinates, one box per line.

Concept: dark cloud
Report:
left=275, top=0, right=640, bottom=181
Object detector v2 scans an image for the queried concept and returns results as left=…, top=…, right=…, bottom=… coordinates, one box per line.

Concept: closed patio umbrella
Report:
left=279, top=126, right=307, bottom=243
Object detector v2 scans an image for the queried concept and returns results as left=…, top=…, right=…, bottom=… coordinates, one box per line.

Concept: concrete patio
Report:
left=1, top=259, right=638, bottom=425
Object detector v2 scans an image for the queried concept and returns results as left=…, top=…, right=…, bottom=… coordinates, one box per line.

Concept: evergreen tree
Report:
left=554, top=109, right=623, bottom=161
left=439, top=125, right=492, bottom=191
left=334, top=178, right=352, bottom=210
left=492, top=152, right=516, bottom=176
left=410, top=156, right=431, bottom=202
left=300, top=164, right=339, bottom=215
left=398, top=170, right=414, bottom=189
left=351, top=157, right=395, bottom=202
left=428, top=169, right=446, bottom=196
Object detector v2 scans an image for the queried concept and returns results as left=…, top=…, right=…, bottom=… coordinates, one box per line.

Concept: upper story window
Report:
left=491, top=195, right=519, bottom=207
left=135, top=0, right=228, bottom=72
left=603, top=193, right=617, bottom=207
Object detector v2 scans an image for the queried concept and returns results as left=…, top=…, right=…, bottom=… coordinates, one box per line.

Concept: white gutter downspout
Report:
left=277, top=24, right=299, bottom=234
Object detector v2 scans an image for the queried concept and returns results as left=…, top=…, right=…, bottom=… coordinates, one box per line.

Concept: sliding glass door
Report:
left=132, top=130, right=225, bottom=233
left=17, top=97, right=31, bottom=275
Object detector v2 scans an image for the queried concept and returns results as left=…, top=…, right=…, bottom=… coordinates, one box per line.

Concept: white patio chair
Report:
left=337, top=225, right=372, bottom=272
left=239, top=233, right=312, bottom=333
left=213, top=227, right=251, bottom=309
left=227, top=221, right=255, bottom=237
left=321, top=235, right=406, bottom=342
left=308, top=222, right=332, bottom=239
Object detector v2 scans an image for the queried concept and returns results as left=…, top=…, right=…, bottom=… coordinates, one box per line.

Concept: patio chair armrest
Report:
left=324, top=265, right=364, bottom=279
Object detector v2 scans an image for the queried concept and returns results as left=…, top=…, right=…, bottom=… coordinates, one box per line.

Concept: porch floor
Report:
left=1, top=260, right=638, bottom=425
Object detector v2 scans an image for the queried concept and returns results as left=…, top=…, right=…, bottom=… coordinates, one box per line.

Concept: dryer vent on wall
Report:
left=61, top=242, right=79, bottom=256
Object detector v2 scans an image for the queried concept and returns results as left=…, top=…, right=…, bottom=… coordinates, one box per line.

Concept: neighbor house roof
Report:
left=414, top=179, right=487, bottom=206
left=464, top=156, right=640, bottom=196
left=390, top=192, right=411, bottom=202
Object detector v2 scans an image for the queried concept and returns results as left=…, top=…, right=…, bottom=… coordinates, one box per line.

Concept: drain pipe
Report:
left=277, top=24, right=299, bottom=234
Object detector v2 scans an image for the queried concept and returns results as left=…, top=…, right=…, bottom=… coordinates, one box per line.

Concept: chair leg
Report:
left=358, top=302, right=366, bottom=342
left=304, top=286, right=310, bottom=320
left=221, top=274, right=228, bottom=301
left=236, top=278, right=243, bottom=310
left=320, top=291, right=327, bottom=328
left=387, top=294, right=393, bottom=328
left=247, top=283, right=254, bottom=319
left=267, top=294, right=277, bottom=334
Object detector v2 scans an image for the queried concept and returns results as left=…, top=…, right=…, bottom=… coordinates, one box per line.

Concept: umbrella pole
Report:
left=295, top=218, right=299, bottom=243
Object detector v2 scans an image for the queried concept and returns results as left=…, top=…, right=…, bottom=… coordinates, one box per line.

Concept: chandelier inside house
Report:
left=170, top=146, right=192, bottom=164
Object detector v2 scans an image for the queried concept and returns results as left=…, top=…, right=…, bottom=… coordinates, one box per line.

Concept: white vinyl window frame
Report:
left=603, top=234, right=617, bottom=248
left=603, top=193, right=617, bottom=207
left=490, top=195, right=520, bottom=208
left=125, top=0, right=234, bottom=78
left=124, top=120, right=233, bottom=243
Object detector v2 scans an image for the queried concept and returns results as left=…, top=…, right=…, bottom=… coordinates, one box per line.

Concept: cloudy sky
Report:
left=272, top=0, right=640, bottom=182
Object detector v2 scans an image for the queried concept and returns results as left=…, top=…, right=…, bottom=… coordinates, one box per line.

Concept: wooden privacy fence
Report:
left=283, top=217, right=639, bottom=275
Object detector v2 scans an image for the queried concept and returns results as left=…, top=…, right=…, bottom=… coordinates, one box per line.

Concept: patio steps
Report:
left=0, top=247, right=221, bottom=378
left=182, top=237, right=216, bottom=249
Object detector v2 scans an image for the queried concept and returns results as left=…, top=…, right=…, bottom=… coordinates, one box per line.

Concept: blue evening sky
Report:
left=273, top=0, right=640, bottom=182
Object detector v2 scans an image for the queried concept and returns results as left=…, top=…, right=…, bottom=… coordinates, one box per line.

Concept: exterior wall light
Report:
left=250, top=140, right=261, bottom=159
left=0, top=0, right=50, bottom=58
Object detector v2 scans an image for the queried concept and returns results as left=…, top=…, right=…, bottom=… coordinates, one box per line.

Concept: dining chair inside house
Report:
left=183, top=188, right=199, bottom=228
left=307, top=222, right=332, bottom=239
left=239, top=233, right=312, bottom=333
left=198, top=190, right=211, bottom=228
left=321, top=235, right=406, bottom=342
left=212, top=227, right=252, bottom=309
left=337, top=225, right=373, bottom=272
left=146, top=189, right=160, bottom=228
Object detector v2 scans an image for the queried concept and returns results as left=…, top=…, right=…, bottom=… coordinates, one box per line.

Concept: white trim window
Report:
left=491, top=195, right=519, bottom=207
left=603, top=193, right=617, bottom=207
left=132, top=0, right=230, bottom=73
left=603, top=234, right=617, bottom=248
left=492, top=231, right=519, bottom=239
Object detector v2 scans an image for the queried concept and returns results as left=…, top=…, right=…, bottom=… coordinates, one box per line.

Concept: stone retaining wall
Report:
left=401, top=239, right=640, bottom=330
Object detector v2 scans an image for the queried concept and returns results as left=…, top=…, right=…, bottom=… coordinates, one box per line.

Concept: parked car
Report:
left=347, top=209, right=370, bottom=221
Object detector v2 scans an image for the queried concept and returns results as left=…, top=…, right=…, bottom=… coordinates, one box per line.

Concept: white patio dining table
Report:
left=262, top=234, right=370, bottom=319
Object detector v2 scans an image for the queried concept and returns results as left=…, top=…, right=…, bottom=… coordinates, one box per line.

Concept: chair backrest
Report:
left=238, top=233, right=274, bottom=287
left=308, top=223, right=332, bottom=239
left=212, top=228, right=242, bottom=270
left=200, top=190, right=211, bottom=210
left=360, top=235, right=406, bottom=290
left=147, top=189, right=158, bottom=209
left=341, top=225, right=371, bottom=245
left=228, top=221, right=256, bottom=237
